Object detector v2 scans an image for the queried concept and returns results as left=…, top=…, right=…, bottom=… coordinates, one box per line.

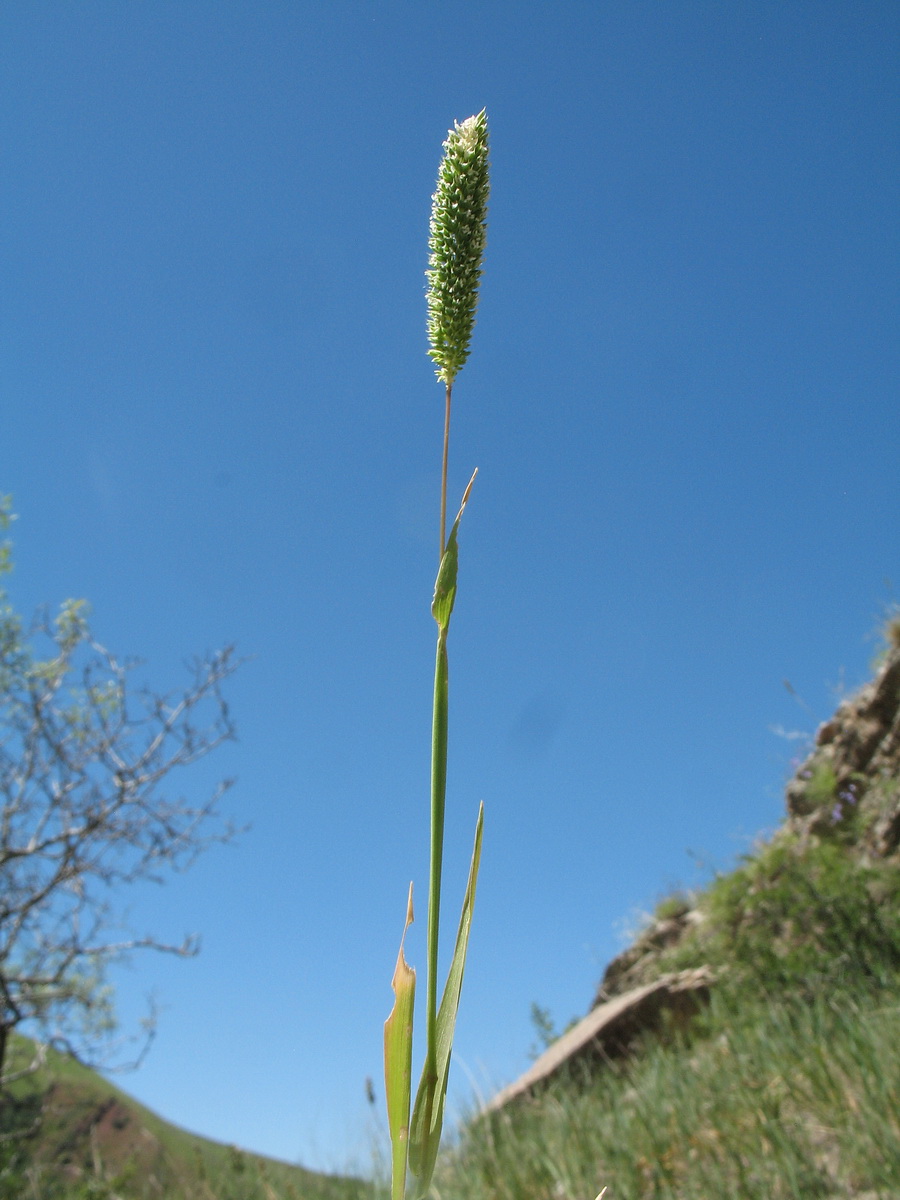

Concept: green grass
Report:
left=429, top=782, right=900, bottom=1200
left=435, top=983, right=900, bottom=1200
left=0, top=1037, right=373, bottom=1200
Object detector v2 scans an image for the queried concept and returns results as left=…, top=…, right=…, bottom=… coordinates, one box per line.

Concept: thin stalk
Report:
left=429, top=377, right=451, bottom=1084
left=425, top=626, right=449, bottom=1096
left=439, top=382, right=452, bottom=558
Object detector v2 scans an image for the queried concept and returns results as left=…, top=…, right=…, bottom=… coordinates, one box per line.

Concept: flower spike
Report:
left=426, top=111, right=490, bottom=386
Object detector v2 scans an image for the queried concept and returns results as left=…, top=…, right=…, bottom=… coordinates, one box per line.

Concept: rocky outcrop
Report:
left=485, top=968, right=714, bottom=1113
left=786, top=645, right=900, bottom=857
left=593, top=904, right=706, bottom=1004
left=486, top=643, right=900, bottom=1116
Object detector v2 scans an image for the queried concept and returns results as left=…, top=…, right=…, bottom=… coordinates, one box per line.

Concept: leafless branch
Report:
left=0, top=597, right=241, bottom=1089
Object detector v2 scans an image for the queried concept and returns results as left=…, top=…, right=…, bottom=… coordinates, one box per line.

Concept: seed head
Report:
left=426, top=111, right=490, bottom=385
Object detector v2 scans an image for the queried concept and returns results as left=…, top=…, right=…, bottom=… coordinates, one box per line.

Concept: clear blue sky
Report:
left=1, top=0, right=898, bottom=1175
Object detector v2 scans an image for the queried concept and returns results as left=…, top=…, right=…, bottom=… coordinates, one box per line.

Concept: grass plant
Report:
left=436, top=983, right=900, bottom=1200
left=383, top=112, right=490, bottom=1200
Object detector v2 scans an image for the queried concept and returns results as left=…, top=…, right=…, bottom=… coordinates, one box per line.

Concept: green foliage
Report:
left=0, top=1037, right=372, bottom=1200
left=703, top=835, right=900, bottom=994
left=653, top=892, right=692, bottom=923
left=437, top=985, right=900, bottom=1200
left=526, top=1004, right=582, bottom=1060
left=527, top=1004, right=557, bottom=1060
left=802, top=760, right=838, bottom=808
left=860, top=771, right=900, bottom=841
left=871, top=601, right=900, bottom=668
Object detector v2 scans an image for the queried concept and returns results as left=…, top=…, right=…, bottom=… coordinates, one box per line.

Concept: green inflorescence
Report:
left=426, top=111, right=490, bottom=385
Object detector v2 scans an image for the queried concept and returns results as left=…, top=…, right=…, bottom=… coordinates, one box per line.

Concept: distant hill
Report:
left=0, top=1036, right=372, bottom=1200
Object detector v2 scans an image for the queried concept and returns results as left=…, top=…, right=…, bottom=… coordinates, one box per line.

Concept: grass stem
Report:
left=439, top=383, right=452, bottom=559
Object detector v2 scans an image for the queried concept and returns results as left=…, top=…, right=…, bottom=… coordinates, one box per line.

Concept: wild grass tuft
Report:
left=431, top=769, right=900, bottom=1200
left=435, top=984, right=900, bottom=1200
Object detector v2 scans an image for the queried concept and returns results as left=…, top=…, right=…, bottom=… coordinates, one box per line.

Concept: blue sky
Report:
left=1, top=0, right=898, bottom=1174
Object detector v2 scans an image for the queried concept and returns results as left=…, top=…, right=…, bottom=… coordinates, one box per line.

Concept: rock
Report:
left=786, top=646, right=900, bottom=842
left=816, top=718, right=841, bottom=746
left=594, top=907, right=704, bottom=1003
left=872, top=801, right=900, bottom=857
left=484, top=968, right=715, bottom=1114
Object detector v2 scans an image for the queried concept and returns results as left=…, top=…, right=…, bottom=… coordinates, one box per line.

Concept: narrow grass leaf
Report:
left=432, top=471, right=477, bottom=632
left=384, top=884, right=416, bottom=1200
left=409, top=801, right=484, bottom=1196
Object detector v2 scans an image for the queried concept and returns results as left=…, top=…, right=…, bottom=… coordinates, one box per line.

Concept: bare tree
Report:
left=0, top=503, right=240, bottom=1086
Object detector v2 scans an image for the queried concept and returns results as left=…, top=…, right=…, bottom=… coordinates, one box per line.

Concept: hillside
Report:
left=0, top=1037, right=371, bottom=1200
left=440, top=632, right=900, bottom=1199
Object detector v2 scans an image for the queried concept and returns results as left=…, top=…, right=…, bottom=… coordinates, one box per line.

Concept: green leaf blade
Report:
left=431, top=471, right=477, bottom=632
left=409, top=802, right=484, bottom=1197
left=384, top=885, right=416, bottom=1200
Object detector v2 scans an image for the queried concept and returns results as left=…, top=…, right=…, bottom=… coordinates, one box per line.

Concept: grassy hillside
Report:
left=0, top=1037, right=373, bottom=1200
left=439, top=984, right=899, bottom=1199
left=432, top=826, right=900, bottom=1198
left=432, top=638, right=900, bottom=1199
